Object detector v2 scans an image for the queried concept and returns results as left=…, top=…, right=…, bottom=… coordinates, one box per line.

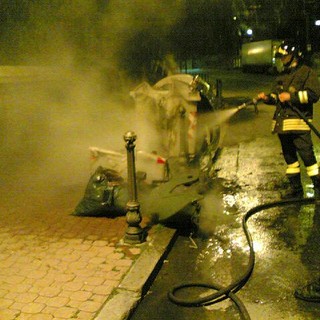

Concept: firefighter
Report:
left=258, top=40, right=320, bottom=199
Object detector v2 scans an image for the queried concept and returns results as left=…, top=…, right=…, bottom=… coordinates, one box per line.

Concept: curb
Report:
left=95, top=225, right=177, bottom=320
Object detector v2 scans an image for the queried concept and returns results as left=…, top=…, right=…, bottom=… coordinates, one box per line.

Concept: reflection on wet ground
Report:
left=131, top=158, right=320, bottom=320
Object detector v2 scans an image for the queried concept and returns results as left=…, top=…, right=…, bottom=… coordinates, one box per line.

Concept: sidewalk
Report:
left=0, top=181, right=177, bottom=320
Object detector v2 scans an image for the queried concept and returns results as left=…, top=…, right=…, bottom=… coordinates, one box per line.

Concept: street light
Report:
left=246, top=29, right=253, bottom=37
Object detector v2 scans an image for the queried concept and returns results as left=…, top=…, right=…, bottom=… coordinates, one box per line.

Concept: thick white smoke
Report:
left=0, top=1, right=186, bottom=194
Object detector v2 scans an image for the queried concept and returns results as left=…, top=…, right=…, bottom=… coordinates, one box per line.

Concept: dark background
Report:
left=0, top=0, right=319, bottom=81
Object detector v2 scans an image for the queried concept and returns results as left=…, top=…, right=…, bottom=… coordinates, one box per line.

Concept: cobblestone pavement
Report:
left=0, top=180, right=175, bottom=320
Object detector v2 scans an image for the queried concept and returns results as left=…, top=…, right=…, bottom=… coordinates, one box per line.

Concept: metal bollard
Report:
left=216, top=79, right=222, bottom=98
left=123, top=131, right=146, bottom=244
left=215, top=78, right=223, bottom=109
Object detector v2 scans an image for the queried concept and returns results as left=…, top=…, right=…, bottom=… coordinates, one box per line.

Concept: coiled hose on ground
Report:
left=168, top=197, right=318, bottom=320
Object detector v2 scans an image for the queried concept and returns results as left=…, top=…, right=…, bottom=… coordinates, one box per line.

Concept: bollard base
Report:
left=124, top=202, right=146, bottom=244
left=124, top=227, right=147, bottom=244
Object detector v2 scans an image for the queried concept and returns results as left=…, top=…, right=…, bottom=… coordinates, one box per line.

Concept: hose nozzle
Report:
left=237, top=98, right=260, bottom=113
left=237, top=103, right=247, bottom=111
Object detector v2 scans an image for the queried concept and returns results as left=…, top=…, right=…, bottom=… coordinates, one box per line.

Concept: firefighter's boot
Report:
left=311, top=174, right=320, bottom=198
left=281, top=174, right=304, bottom=199
left=294, top=278, right=320, bottom=302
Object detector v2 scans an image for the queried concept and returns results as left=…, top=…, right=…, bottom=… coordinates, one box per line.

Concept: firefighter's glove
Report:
left=278, top=92, right=291, bottom=103
left=257, top=92, right=268, bottom=101
left=257, top=92, right=277, bottom=105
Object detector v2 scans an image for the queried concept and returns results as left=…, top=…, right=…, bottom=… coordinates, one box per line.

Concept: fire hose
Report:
left=289, top=104, right=320, bottom=139
left=168, top=197, right=318, bottom=320
left=168, top=100, right=320, bottom=319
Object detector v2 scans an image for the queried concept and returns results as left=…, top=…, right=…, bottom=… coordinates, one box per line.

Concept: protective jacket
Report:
left=264, top=64, right=320, bottom=134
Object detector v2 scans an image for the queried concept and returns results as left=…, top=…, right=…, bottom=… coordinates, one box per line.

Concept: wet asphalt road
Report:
left=129, top=70, right=320, bottom=320
left=130, top=185, right=320, bottom=320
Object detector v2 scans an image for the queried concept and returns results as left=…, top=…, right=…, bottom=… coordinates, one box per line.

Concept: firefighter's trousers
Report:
left=278, top=132, right=318, bottom=177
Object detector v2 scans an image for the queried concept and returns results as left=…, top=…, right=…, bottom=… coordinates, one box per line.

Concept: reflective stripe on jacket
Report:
left=265, top=64, right=320, bottom=134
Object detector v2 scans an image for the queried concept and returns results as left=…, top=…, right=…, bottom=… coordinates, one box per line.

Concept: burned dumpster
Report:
left=130, top=73, right=222, bottom=164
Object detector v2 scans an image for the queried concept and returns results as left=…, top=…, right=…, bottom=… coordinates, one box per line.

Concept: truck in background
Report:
left=241, top=39, right=283, bottom=74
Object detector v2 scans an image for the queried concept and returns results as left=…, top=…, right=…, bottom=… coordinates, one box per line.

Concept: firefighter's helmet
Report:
left=275, top=40, right=303, bottom=72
